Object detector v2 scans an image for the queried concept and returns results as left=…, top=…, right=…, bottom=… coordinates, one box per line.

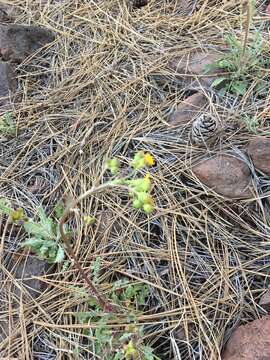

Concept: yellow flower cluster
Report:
left=106, top=158, right=119, bottom=175
left=131, top=151, right=155, bottom=170
left=107, top=152, right=155, bottom=214
left=128, top=173, right=154, bottom=214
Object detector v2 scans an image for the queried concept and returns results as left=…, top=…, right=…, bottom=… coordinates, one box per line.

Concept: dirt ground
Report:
left=1, top=0, right=270, bottom=359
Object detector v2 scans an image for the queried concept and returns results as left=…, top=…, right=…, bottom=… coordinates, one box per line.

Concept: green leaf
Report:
left=230, top=80, right=247, bottom=95
left=119, top=332, right=133, bottom=342
left=54, top=203, right=64, bottom=219
left=95, top=325, right=112, bottom=344
left=255, top=81, right=267, bottom=94
left=125, top=285, right=135, bottom=301
left=203, top=63, right=216, bottom=74
left=113, top=352, right=123, bottom=360
left=22, top=237, right=47, bottom=248
left=38, top=207, right=55, bottom=232
left=225, top=33, right=240, bottom=51
left=75, top=311, right=93, bottom=323
left=24, top=219, right=54, bottom=240
left=140, top=345, right=156, bottom=360
left=54, top=245, right=65, bottom=263
left=211, top=77, right=227, bottom=88
left=242, top=115, right=259, bottom=134
left=37, top=207, right=47, bottom=223
left=0, top=198, right=13, bottom=216
left=0, top=112, right=16, bottom=136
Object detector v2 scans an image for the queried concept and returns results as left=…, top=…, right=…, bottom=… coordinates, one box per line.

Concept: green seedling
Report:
left=0, top=200, right=65, bottom=263
left=242, top=114, right=259, bottom=133
left=0, top=112, right=16, bottom=136
left=206, top=30, right=268, bottom=96
left=0, top=152, right=157, bottom=315
left=74, top=279, right=159, bottom=360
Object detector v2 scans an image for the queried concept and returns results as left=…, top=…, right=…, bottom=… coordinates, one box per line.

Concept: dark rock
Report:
left=6, top=253, right=54, bottom=298
left=132, top=0, right=148, bottom=8
left=168, top=51, right=224, bottom=88
left=247, top=137, right=270, bottom=174
left=222, top=316, right=270, bottom=360
left=0, top=24, right=55, bottom=63
left=0, top=61, right=16, bottom=105
left=0, top=253, right=54, bottom=341
left=259, top=289, right=270, bottom=313
left=192, top=154, right=252, bottom=199
left=168, top=92, right=208, bottom=126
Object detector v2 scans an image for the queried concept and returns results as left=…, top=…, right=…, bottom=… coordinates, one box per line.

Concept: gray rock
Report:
left=0, top=24, right=55, bottom=63
left=0, top=253, right=55, bottom=342
left=0, top=61, right=16, bottom=105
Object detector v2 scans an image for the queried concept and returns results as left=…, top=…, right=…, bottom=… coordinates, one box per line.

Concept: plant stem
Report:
left=59, top=181, right=119, bottom=313
left=240, top=0, right=252, bottom=70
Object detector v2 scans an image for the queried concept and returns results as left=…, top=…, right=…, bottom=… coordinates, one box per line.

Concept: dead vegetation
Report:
left=1, top=0, right=270, bottom=359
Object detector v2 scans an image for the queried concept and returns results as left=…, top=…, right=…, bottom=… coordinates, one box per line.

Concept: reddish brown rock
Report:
left=168, top=92, right=208, bottom=126
left=259, top=289, right=270, bottom=313
left=169, top=51, right=224, bottom=88
left=192, top=154, right=252, bottom=198
left=265, top=4, right=270, bottom=14
left=247, top=137, right=270, bottom=174
left=0, top=24, right=55, bottom=63
left=222, top=316, right=270, bottom=360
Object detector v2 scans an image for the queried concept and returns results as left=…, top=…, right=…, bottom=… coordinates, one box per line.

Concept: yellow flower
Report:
left=144, top=173, right=150, bottom=180
left=145, top=195, right=154, bottom=206
left=124, top=341, right=139, bottom=360
left=144, top=153, right=155, bottom=167
left=83, top=215, right=95, bottom=225
left=11, top=208, right=25, bottom=222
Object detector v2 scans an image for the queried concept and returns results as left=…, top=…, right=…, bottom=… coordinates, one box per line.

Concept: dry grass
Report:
left=1, top=0, right=270, bottom=359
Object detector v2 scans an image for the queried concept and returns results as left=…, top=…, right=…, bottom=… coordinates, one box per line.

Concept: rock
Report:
left=132, top=0, right=148, bottom=8
left=6, top=253, right=55, bottom=298
left=192, top=154, right=252, bottom=199
left=265, top=4, right=270, bottom=15
left=0, top=24, right=55, bottom=63
left=168, top=51, right=224, bottom=88
left=168, top=92, right=208, bottom=126
left=247, top=137, right=270, bottom=174
left=222, top=316, right=270, bottom=360
left=0, top=253, right=54, bottom=342
left=259, top=289, right=270, bottom=313
left=0, top=60, right=16, bottom=99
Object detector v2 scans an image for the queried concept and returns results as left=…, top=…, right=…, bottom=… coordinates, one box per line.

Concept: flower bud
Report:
left=133, top=199, right=142, bottom=209
left=143, top=203, right=153, bottom=214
